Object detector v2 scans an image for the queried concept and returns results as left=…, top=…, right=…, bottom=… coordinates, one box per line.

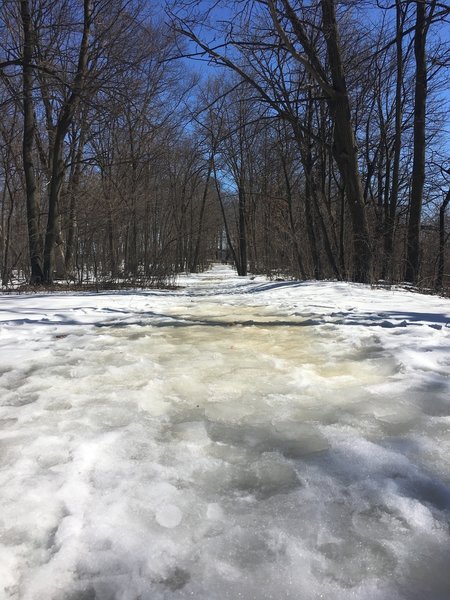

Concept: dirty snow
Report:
left=1, top=264, right=450, bottom=599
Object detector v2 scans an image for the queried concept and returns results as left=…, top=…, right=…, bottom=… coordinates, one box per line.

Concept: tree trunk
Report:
left=405, top=0, right=430, bottom=284
left=43, top=0, right=92, bottom=283
left=20, top=0, right=44, bottom=284
left=384, top=0, right=404, bottom=280
left=237, top=184, right=248, bottom=276
left=304, top=176, right=321, bottom=279
left=43, top=129, right=64, bottom=283
left=338, top=183, right=346, bottom=277
left=107, top=211, right=117, bottom=278
left=436, top=189, right=450, bottom=289
left=321, top=0, right=372, bottom=283
left=311, top=182, right=341, bottom=280
left=213, top=159, right=239, bottom=272
left=1, top=181, right=14, bottom=287
left=280, top=153, right=306, bottom=279
left=191, top=155, right=213, bottom=272
left=65, top=125, right=86, bottom=274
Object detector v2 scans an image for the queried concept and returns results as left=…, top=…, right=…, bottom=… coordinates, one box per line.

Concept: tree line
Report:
left=0, top=0, right=449, bottom=289
left=0, top=0, right=222, bottom=287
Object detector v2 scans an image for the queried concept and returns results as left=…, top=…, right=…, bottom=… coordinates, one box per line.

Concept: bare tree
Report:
left=20, top=0, right=44, bottom=283
left=40, top=0, right=92, bottom=283
left=405, top=0, right=437, bottom=283
left=170, top=0, right=373, bottom=281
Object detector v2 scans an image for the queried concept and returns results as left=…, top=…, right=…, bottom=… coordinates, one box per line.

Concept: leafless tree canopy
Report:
left=0, top=0, right=449, bottom=289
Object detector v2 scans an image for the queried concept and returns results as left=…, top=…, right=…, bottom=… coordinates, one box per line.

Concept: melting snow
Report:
left=1, top=265, right=450, bottom=599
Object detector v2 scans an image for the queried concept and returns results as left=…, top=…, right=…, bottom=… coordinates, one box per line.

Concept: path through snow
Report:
left=1, top=265, right=450, bottom=599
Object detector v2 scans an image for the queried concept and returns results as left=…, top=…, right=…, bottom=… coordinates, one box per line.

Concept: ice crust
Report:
left=1, top=265, right=450, bottom=599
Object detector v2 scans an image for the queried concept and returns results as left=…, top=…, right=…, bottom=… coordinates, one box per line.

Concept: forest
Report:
left=0, top=0, right=449, bottom=289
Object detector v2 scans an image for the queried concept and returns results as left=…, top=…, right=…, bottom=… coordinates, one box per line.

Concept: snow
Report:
left=1, top=264, right=450, bottom=599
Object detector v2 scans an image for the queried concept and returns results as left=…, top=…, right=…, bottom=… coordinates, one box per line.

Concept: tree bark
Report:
left=436, top=188, right=450, bottom=289
left=280, top=152, right=306, bottom=279
left=191, top=155, right=213, bottom=272
left=213, top=158, right=240, bottom=272
left=20, top=0, right=44, bottom=284
left=237, top=182, right=248, bottom=276
left=43, top=0, right=92, bottom=283
left=65, top=126, right=86, bottom=274
left=405, top=0, right=432, bottom=284
left=321, top=0, right=372, bottom=283
left=311, top=182, right=341, bottom=280
left=384, top=0, right=404, bottom=279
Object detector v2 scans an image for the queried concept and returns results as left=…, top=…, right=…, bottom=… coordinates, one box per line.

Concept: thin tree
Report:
left=171, top=0, right=373, bottom=281
left=20, top=0, right=44, bottom=283
left=42, top=0, right=92, bottom=283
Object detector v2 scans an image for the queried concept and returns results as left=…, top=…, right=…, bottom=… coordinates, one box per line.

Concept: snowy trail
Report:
left=1, top=265, right=450, bottom=600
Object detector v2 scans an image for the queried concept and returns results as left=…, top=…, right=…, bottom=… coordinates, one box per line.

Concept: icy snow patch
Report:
left=1, top=265, right=450, bottom=599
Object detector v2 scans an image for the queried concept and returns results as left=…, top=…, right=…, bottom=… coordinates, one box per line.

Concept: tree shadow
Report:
left=331, top=310, right=450, bottom=329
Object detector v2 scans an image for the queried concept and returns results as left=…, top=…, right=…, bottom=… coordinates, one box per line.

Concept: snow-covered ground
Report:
left=1, top=264, right=450, bottom=600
